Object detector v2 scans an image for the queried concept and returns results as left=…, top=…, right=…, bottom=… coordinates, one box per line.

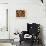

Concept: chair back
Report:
left=27, top=23, right=40, bottom=36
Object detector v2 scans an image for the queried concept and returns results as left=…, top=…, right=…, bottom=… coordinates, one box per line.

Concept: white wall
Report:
left=0, top=4, right=9, bottom=39
left=8, top=0, right=46, bottom=45
left=0, top=0, right=13, bottom=46
left=0, top=0, right=8, bottom=3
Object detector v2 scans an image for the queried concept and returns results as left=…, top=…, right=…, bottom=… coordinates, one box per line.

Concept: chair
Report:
left=19, top=23, right=41, bottom=46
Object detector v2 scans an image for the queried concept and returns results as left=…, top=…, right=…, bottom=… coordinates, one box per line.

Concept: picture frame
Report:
left=16, top=10, right=25, bottom=17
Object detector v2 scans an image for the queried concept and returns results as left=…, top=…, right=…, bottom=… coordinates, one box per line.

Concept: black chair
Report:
left=27, top=23, right=40, bottom=44
left=19, top=23, right=41, bottom=46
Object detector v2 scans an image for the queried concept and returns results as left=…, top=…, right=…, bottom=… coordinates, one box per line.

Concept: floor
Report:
left=0, top=43, right=13, bottom=46
left=16, top=41, right=43, bottom=46
left=0, top=41, right=43, bottom=46
left=20, top=42, right=42, bottom=46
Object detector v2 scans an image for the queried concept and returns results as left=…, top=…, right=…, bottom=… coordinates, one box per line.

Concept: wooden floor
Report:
left=13, top=41, right=43, bottom=46
left=19, top=41, right=43, bottom=46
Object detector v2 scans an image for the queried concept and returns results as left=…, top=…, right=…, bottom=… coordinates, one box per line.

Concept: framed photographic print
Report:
left=16, top=10, right=25, bottom=17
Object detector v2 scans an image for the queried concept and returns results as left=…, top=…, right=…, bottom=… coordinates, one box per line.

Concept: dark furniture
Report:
left=19, top=23, right=42, bottom=46
left=41, top=0, right=43, bottom=3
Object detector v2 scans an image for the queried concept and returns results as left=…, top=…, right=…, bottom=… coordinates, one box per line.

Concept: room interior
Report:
left=0, top=0, right=46, bottom=46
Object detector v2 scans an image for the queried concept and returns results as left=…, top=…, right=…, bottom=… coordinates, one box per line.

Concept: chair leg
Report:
left=30, top=40, right=34, bottom=46
left=20, top=41, right=21, bottom=45
left=30, top=42, right=33, bottom=46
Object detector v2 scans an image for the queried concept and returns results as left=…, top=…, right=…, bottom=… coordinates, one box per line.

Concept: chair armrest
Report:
left=19, top=31, right=27, bottom=41
left=22, top=31, right=28, bottom=35
left=19, top=34, right=24, bottom=41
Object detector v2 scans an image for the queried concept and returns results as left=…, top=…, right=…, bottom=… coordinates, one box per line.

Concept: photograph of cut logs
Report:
left=16, top=10, right=25, bottom=17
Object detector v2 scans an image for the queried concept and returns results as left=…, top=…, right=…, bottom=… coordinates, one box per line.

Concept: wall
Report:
left=9, top=0, right=46, bottom=45
left=0, top=0, right=9, bottom=39
left=0, top=0, right=8, bottom=3
left=0, top=0, right=13, bottom=46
